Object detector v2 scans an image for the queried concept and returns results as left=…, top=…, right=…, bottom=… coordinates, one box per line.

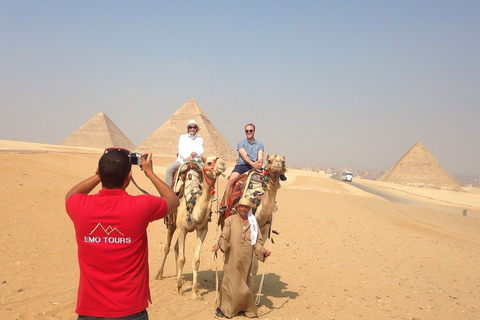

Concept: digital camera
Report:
left=129, top=152, right=143, bottom=166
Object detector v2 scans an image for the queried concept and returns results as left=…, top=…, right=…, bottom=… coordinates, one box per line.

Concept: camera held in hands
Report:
left=129, top=152, right=143, bottom=166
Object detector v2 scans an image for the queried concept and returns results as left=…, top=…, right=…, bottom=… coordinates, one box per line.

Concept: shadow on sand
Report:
left=177, top=270, right=298, bottom=313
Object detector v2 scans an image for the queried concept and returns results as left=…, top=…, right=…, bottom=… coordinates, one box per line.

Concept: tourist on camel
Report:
left=220, top=123, right=264, bottom=214
left=165, top=119, right=204, bottom=188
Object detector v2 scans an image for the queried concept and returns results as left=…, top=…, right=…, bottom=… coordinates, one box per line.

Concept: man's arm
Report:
left=195, top=137, right=204, bottom=157
left=238, top=148, right=255, bottom=166
left=239, top=148, right=263, bottom=170
left=177, top=135, right=191, bottom=161
left=65, top=174, right=101, bottom=202
left=256, top=149, right=264, bottom=169
left=142, top=152, right=180, bottom=213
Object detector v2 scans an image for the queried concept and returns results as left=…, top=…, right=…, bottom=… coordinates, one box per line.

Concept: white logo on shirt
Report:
left=83, top=223, right=131, bottom=244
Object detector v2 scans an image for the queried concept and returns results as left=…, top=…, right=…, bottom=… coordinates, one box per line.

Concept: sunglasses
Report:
left=104, top=147, right=131, bottom=155
left=245, top=130, right=254, bottom=133
left=188, top=126, right=198, bottom=129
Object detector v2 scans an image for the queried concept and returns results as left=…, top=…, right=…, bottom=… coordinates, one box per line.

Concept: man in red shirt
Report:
left=65, top=149, right=179, bottom=320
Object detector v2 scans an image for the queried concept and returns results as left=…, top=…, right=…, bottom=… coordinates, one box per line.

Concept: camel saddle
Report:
left=164, top=161, right=203, bottom=226
left=221, top=169, right=266, bottom=220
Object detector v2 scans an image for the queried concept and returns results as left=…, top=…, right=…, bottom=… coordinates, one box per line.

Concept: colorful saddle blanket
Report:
left=223, top=169, right=266, bottom=219
left=164, top=161, right=203, bottom=226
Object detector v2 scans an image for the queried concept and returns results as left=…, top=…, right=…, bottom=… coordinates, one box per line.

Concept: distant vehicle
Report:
left=342, top=171, right=353, bottom=182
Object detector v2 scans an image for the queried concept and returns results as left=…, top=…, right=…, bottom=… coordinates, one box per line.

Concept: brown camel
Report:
left=155, top=156, right=227, bottom=300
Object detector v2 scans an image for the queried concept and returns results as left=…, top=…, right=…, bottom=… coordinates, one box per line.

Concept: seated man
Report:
left=220, top=123, right=264, bottom=213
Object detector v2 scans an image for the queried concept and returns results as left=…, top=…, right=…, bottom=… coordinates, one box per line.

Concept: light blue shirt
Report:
left=236, top=139, right=264, bottom=165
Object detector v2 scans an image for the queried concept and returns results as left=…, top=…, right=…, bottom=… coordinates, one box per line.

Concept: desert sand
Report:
left=1, top=140, right=479, bottom=320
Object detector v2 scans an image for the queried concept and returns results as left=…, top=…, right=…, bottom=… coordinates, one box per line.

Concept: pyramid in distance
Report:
left=137, top=98, right=237, bottom=162
left=60, top=112, right=136, bottom=151
left=379, top=142, right=463, bottom=192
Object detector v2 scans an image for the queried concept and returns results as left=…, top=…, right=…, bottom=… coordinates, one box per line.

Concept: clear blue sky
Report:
left=1, top=1, right=479, bottom=177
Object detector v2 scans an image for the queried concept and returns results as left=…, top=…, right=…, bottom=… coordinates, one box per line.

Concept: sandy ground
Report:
left=1, top=140, right=480, bottom=320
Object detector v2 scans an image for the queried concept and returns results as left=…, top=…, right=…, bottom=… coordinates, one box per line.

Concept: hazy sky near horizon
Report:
left=1, top=1, right=479, bottom=176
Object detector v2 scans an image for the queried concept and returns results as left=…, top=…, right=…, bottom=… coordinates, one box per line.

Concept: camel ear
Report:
left=265, top=153, right=270, bottom=160
left=200, top=156, right=206, bottom=164
left=282, top=155, right=285, bottom=161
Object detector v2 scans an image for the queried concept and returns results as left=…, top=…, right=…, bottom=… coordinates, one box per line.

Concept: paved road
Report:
left=344, top=180, right=473, bottom=217
left=348, top=181, right=422, bottom=205
left=330, top=174, right=419, bottom=204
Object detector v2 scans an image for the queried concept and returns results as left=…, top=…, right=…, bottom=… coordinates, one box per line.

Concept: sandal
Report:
left=214, top=308, right=224, bottom=318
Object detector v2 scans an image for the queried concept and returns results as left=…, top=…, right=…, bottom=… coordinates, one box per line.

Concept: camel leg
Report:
left=155, top=222, right=176, bottom=280
left=174, top=238, right=179, bottom=276
left=174, top=229, right=187, bottom=295
left=191, top=226, right=208, bottom=300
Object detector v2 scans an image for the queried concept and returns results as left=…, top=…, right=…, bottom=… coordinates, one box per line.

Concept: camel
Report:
left=249, top=154, right=286, bottom=292
left=155, top=156, right=227, bottom=300
left=217, top=154, right=286, bottom=292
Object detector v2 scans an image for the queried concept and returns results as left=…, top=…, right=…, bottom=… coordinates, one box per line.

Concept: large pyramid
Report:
left=60, top=112, right=136, bottom=150
left=379, top=142, right=463, bottom=191
left=137, top=98, right=236, bottom=161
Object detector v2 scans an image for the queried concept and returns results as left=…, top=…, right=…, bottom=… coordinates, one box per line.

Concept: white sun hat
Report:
left=186, top=119, right=200, bottom=132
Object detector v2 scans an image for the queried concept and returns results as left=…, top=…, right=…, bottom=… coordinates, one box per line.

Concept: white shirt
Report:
left=175, top=134, right=204, bottom=164
left=247, top=209, right=258, bottom=246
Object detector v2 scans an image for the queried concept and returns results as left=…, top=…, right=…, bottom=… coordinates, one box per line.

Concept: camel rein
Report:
left=202, top=158, right=218, bottom=194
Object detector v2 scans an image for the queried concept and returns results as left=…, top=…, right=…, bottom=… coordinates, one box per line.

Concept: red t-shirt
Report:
left=66, top=189, right=168, bottom=317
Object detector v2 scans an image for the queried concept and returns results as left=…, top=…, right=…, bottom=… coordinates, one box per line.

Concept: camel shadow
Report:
left=180, top=270, right=298, bottom=308
left=250, top=273, right=298, bottom=310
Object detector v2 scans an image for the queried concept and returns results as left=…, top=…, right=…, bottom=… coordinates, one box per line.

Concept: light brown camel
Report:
left=155, top=156, right=227, bottom=300
left=249, top=154, right=286, bottom=293
left=217, top=154, right=286, bottom=294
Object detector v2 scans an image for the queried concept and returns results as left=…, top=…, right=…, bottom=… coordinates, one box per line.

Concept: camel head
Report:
left=204, top=156, right=227, bottom=180
left=264, top=154, right=286, bottom=188
left=265, top=154, right=286, bottom=176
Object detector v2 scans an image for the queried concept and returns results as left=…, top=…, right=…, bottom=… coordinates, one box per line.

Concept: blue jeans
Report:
left=78, top=310, right=148, bottom=320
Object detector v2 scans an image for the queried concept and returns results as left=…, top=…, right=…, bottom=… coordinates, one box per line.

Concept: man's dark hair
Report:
left=98, top=150, right=131, bottom=189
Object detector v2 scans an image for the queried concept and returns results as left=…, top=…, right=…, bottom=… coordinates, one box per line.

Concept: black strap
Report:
left=131, top=176, right=149, bottom=195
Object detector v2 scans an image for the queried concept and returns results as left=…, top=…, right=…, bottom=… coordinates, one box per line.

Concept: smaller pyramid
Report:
left=60, top=113, right=136, bottom=150
left=379, top=142, right=463, bottom=191
left=138, top=99, right=236, bottom=161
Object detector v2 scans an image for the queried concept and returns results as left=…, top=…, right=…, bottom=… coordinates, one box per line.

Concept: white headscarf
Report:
left=247, top=209, right=258, bottom=246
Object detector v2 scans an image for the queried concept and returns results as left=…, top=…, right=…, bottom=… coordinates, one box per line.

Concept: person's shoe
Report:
left=280, top=174, right=287, bottom=181
left=211, top=195, right=217, bottom=202
left=214, top=308, right=224, bottom=318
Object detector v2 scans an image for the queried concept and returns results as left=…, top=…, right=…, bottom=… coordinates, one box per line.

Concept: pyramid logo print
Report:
left=90, top=223, right=125, bottom=237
